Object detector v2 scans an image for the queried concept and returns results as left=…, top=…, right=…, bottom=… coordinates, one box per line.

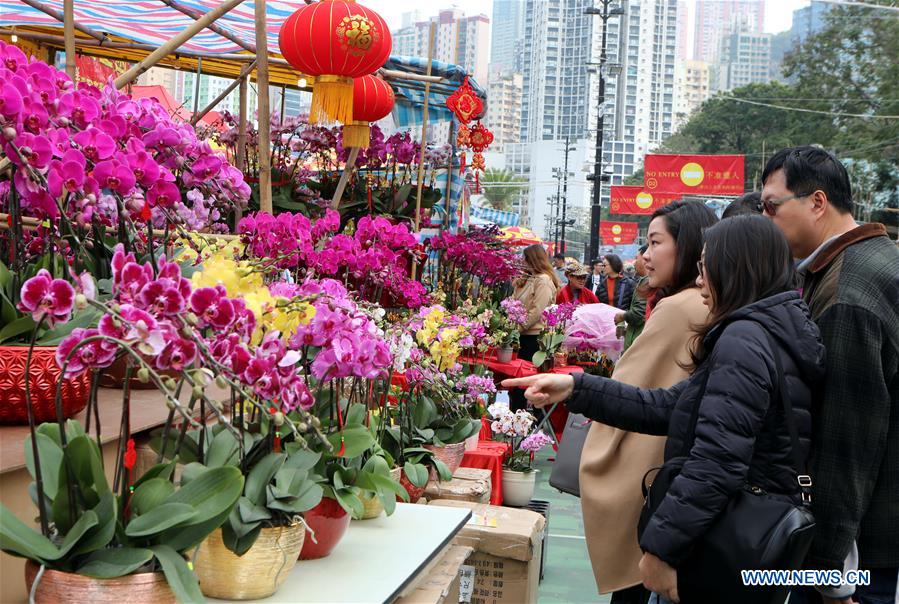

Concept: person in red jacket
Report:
left=557, top=262, right=600, bottom=305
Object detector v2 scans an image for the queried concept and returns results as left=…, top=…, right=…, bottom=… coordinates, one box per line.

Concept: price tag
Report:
left=468, top=513, right=497, bottom=527
left=459, top=565, right=475, bottom=603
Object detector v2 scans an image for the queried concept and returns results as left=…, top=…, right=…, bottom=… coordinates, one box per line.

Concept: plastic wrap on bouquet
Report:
left=564, top=303, right=623, bottom=359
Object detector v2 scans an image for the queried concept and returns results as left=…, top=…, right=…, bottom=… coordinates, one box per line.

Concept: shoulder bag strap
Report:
left=762, top=330, right=813, bottom=504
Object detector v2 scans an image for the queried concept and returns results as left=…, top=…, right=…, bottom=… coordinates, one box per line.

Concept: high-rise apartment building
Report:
left=490, top=0, right=526, bottom=72
left=676, top=0, right=690, bottom=61
left=791, top=1, right=834, bottom=45
left=520, top=0, right=594, bottom=143
left=137, top=67, right=188, bottom=103
left=598, top=0, right=679, bottom=178
left=693, top=0, right=765, bottom=64
left=403, top=9, right=490, bottom=85
left=674, top=60, right=711, bottom=129
left=718, top=29, right=772, bottom=91
left=486, top=68, right=523, bottom=152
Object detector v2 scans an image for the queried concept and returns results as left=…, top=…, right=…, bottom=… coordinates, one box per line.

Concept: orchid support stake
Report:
left=23, top=315, right=50, bottom=537
left=112, top=363, right=133, bottom=495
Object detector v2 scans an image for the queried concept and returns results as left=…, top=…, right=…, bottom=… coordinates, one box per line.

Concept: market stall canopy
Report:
left=499, top=226, right=542, bottom=246
left=0, top=0, right=307, bottom=86
left=384, top=56, right=487, bottom=127
left=469, top=203, right=521, bottom=228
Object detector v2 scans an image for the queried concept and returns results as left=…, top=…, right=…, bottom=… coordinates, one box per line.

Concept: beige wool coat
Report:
left=513, top=273, right=558, bottom=336
left=578, top=287, right=709, bottom=593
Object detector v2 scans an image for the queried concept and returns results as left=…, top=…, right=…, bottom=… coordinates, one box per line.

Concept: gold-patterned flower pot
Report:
left=357, top=467, right=401, bottom=520
left=193, top=522, right=305, bottom=600
left=424, top=441, right=467, bottom=480
left=25, top=561, right=175, bottom=604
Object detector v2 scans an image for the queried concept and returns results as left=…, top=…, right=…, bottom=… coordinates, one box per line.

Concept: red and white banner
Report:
left=644, top=154, right=745, bottom=196
left=600, top=221, right=639, bottom=245
left=610, top=186, right=681, bottom=215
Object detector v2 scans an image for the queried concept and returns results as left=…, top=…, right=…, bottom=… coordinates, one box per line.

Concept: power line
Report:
left=720, top=97, right=899, bottom=119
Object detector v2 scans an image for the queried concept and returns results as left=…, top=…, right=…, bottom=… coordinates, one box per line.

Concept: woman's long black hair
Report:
left=647, top=201, right=718, bottom=300
left=690, top=214, right=797, bottom=367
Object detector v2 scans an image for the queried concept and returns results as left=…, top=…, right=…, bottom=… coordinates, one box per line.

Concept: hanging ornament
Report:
left=456, top=123, right=471, bottom=148
left=471, top=152, right=486, bottom=171
left=445, top=76, right=484, bottom=124
left=458, top=151, right=467, bottom=174
left=280, top=0, right=392, bottom=125
left=343, top=74, right=395, bottom=149
left=468, top=122, right=494, bottom=153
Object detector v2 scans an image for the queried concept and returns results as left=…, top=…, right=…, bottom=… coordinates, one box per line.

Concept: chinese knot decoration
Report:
left=446, top=77, right=490, bottom=191
left=280, top=0, right=392, bottom=125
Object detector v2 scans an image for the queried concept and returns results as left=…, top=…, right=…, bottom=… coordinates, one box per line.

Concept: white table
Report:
left=210, top=503, right=472, bottom=603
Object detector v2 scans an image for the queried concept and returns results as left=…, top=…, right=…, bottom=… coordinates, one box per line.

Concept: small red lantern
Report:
left=280, top=0, right=392, bottom=125
left=343, top=74, right=395, bottom=148
left=445, top=77, right=484, bottom=124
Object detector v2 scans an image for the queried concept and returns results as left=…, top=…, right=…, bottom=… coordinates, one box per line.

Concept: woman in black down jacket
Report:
left=505, top=215, right=826, bottom=603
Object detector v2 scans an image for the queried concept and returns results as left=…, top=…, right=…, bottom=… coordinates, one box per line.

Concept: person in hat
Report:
left=556, top=262, right=600, bottom=306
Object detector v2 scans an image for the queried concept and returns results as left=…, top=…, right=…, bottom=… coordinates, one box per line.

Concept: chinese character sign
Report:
left=610, top=186, right=681, bottom=215
left=644, top=154, right=745, bottom=195
left=600, top=221, right=639, bottom=244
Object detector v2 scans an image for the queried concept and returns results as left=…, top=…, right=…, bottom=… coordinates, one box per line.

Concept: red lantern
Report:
left=280, top=0, right=392, bottom=125
left=343, top=74, right=395, bottom=149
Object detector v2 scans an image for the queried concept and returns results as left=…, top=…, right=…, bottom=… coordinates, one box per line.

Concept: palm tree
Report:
left=479, top=168, right=527, bottom=212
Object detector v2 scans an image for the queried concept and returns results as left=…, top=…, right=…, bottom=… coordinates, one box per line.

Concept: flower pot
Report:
left=358, top=467, right=401, bottom=520
left=502, top=469, right=537, bottom=507
left=554, top=352, right=569, bottom=367
left=25, top=560, right=175, bottom=604
left=538, top=357, right=555, bottom=372
left=464, top=432, right=480, bottom=451
left=397, top=469, right=426, bottom=503
left=496, top=347, right=514, bottom=363
left=0, top=345, right=91, bottom=425
left=193, top=522, right=305, bottom=600
left=299, top=496, right=350, bottom=560
left=423, top=442, right=466, bottom=480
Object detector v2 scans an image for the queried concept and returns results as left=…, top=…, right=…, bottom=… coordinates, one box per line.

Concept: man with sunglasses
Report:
left=761, top=146, right=899, bottom=604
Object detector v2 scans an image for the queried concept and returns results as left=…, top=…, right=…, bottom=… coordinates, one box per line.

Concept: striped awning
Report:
left=384, top=55, right=487, bottom=127
left=469, top=203, right=521, bottom=227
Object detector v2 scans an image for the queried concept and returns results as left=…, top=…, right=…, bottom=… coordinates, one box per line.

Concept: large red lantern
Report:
left=279, top=0, right=392, bottom=125
left=343, top=74, right=395, bottom=149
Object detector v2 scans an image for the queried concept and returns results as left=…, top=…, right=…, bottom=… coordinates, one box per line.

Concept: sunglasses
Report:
left=761, top=191, right=814, bottom=216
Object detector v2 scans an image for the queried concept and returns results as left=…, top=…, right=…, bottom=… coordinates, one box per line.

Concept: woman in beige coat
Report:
left=580, top=201, right=717, bottom=603
left=510, top=244, right=560, bottom=410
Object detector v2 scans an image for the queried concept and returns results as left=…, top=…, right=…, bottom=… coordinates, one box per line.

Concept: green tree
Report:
left=479, top=168, right=527, bottom=212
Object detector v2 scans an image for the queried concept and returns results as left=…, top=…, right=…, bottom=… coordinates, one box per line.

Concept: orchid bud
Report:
left=310, top=416, right=321, bottom=429
left=136, top=367, right=150, bottom=383
left=297, top=422, right=308, bottom=432
left=185, top=312, right=199, bottom=325
left=215, top=375, right=228, bottom=389
left=193, top=385, right=204, bottom=398
left=3, top=126, right=17, bottom=141
left=74, top=293, right=88, bottom=311
left=165, top=399, right=176, bottom=410
left=58, top=116, right=71, bottom=127
left=273, top=412, right=285, bottom=427
left=163, top=377, right=177, bottom=391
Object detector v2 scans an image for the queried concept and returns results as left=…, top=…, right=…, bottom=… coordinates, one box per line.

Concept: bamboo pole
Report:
left=332, top=148, right=360, bottom=209
left=190, top=60, right=257, bottom=125
left=113, top=0, right=248, bottom=89
left=192, top=57, right=203, bottom=114
left=379, top=68, right=443, bottom=84
left=443, top=121, right=455, bottom=230
left=254, top=0, right=272, bottom=214
left=17, top=0, right=109, bottom=43
left=411, top=22, right=436, bottom=281
left=63, top=0, right=75, bottom=80
left=235, top=75, right=248, bottom=223
left=0, top=214, right=238, bottom=241
left=159, top=0, right=256, bottom=54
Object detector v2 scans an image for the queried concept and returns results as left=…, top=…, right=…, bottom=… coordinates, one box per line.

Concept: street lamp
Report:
left=584, top=0, right=624, bottom=262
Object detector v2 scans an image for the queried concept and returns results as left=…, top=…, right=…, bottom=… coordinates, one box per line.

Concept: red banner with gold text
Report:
left=610, top=186, right=681, bottom=215
left=600, top=221, right=639, bottom=245
left=644, top=154, right=745, bottom=195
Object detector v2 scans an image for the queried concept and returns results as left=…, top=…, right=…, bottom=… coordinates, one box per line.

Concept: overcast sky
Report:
left=367, top=0, right=813, bottom=46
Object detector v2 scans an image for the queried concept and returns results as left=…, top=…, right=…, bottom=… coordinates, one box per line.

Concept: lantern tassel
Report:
left=343, top=122, right=371, bottom=149
left=310, top=75, right=354, bottom=125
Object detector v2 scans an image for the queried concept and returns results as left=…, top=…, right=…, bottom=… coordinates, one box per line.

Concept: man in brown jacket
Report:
left=762, top=146, right=899, bottom=604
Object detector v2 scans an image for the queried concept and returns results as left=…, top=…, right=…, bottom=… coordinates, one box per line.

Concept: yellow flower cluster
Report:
left=415, top=307, right=446, bottom=346
left=191, top=248, right=315, bottom=343
left=416, top=309, right=465, bottom=371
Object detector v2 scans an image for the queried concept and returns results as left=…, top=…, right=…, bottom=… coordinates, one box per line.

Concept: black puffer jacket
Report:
left=568, top=291, right=825, bottom=566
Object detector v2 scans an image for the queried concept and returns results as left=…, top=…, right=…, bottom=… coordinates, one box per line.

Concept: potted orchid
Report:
left=531, top=303, right=577, bottom=371
left=488, top=402, right=554, bottom=506
left=496, top=297, right=527, bottom=362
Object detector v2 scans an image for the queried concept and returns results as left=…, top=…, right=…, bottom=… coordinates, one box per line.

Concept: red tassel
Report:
left=475, top=172, right=479, bottom=193
left=367, top=185, right=373, bottom=213
left=459, top=152, right=466, bottom=175
left=140, top=202, right=152, bottom=222
left=336, top=403, right=346, bottom=457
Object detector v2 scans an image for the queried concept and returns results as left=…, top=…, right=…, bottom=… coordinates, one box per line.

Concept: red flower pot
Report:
left=0, top=346, right=90, bottom=425
left=299, top=497, right=351, bottom=560
left=397, top=470, right=426, bottom=503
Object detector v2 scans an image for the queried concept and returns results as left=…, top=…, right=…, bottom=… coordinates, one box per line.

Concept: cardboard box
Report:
left=429, top=500, right=545, bottom=604
left=396, top=545, right=474, bottom=604
left=424, top=467, right=492, bottom=504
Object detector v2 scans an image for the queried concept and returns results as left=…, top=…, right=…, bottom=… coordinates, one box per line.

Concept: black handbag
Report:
left=637, top=331, right=816, bottom=604
left=548, top=412, right=592, bottom=496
